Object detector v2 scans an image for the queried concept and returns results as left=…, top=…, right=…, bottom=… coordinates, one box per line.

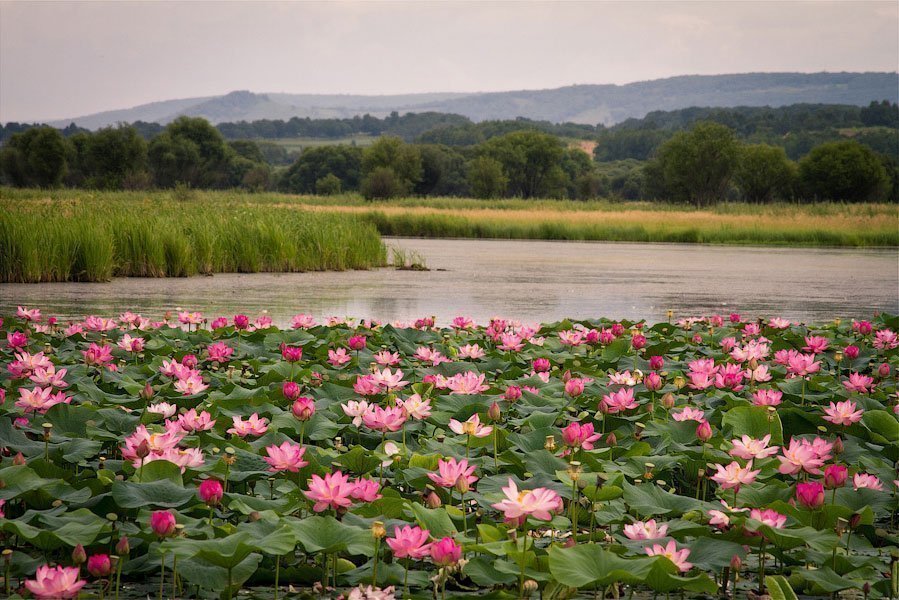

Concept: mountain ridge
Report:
left=42, top=71, right=899, bottom=130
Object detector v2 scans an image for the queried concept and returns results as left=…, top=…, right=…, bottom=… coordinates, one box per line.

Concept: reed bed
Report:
left=0, top=189, right=386, bottom=283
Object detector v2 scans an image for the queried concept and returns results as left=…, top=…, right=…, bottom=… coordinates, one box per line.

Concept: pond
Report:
left=1, top=238, right=896, bottom=324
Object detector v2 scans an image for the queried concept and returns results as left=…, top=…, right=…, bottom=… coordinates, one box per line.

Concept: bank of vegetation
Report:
left=0, top=190, right=386, bottom=283
left=1, top=101, right=897, bottom=207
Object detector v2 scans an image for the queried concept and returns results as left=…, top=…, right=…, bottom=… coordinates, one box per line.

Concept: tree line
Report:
left=1, top=112, right=896, bottom=204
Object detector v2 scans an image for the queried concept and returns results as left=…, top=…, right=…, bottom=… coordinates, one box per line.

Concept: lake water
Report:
left=1, top=238, right=896, bottom=325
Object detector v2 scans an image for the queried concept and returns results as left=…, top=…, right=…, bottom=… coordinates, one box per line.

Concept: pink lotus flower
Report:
left=398, top=394, right=431, bottom=420
left=342, top=400, right=370, bottom=426
left=87, top=553, right=112, bottom=577
left=729, top=434, right=779, bottom=460
left=778, top=438, right=825, bottom=475
left=558, top=330, right=585, bottom=347
left=328, top=348, right=352, bottom=367
left=802, top=336, right=829, bottom=354
left=362, top=405, right=407, bottom=432
left=372, top=367, right=409, bottom=391
left=504, top=385, right=522, bottom=401
left=387, top=525, right=431, bottom=559
left=452, top=316, right=475, bottom=330
left=351, top=478, right=382, bottom=502
left=413, top=346, right=451, bottom=365
left=82, top=343, right=114, bottom=367
left=227, top=413, right=269, bottom=437
left=178, top=311, right=203, bottom=325
left=749, top=508, right=787, bottom=529
left=198, top=479, right=224, bottom=506
left=601, top=387, right=639, bottom=414
left=354, top=374, right=381, bottom=396
left=291, top=314, right=316, bottom=328
left=207, top=341, right=234, bottom=363
left=564, top=377, right=586, bottom=397
left=457, top=344, right=486, bottom=361
left=824, top=464, right=848, bottom=489
left=16, top=386, right=71, bottom=413
left=751, top=389, right=783, bottom=407
left=150, top=510, right=177, bottom=537
left=17, top=306, right=42, bottom=321
left=491, top=478, right=563, bottom=522
left=174, top=373, right=209, bottom=396
left=644, top=540, right=692, bottom=572
left=446, top=371, right=490, bottom=395
left=264, top=441, right=308, bottom=472
left=348, top=335, right=367, bottom=350
left=873, top=329, right=899, bottom=349
left=117, top=334, right=145, bottom=353
left=786, top=353, right=821, bottom=378
left=7, top=330, right=28, bottom=349
left=767, top=317, right=791, bottom=329
left=822, top=400, right=863, bottom=426
left=280, top=344, right=303, bottom=362
left=696, top=420, right=713, bottom=442
left=25, top=565, right=86, bottom=599
left=561, top=421, right=601, bottom=450
left=147, top=402, right=177, bottom=418
left=622, top=519, right=669, bottom=540
left=853, top=473, right=883, bottom=491
left=176, top=409, right=216, bottom=432
left=710, top=461, right=759, bottom=491
left=305, top=470, right=356, bottom=512
left=428, top=457, right=478, bottom=488
left=429, top=537, right=462, bottom=566
left=795, top=481, right=825, bottom=509
left=373, top=350, right=401, bottom=365
left=842, top=372, right=874, bottom=393
left=29, top=365, right=68, bottom=388
left=448, top=413, right=493, bottom=438
left=672, top=407, right=706, bottom=422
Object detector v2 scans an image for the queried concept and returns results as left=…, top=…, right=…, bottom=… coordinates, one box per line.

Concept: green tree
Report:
left=361, top=136, right=422, bottom=195
left=479, top=131, right=564, bottom=198
left=81, top=126, right=148, bottom=189
left=279, top=145, right=362, bottom=194
left=360, top=166, right=403, bottom=200
left=647, top=122, right=740, bottom=205
left=798, top=141, right=890, bottom=202
left=734, top=144, right=796, bottom=203
left=414, top=144, right=468, bottom=196
left=467, top=156, right=508, bottom=199
left=148, top=117, right=237, bottom=188
left=315, top=173, right=342, bottom=195
left=0, top=127, right=68, bottom=187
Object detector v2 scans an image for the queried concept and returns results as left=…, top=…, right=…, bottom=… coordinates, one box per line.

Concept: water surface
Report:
left=1, top=238, right=896, bottom=325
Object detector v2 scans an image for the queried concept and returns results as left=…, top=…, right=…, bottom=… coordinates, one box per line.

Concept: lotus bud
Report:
left=249, top=511, right=262, bottom=522
left=849, top=513, right=862, bottom=529
left=455, top=477, right=470, bottom=494
left=832, top=436, right=844, bottom=455
left=115, top=535, right=130, bottom=556
left=878, top=362, right=891, bottom=378
left=72, top=544, right=87, bottom=565
left=696, top=420, right=712, bottom=442
left=487, top=402, right=501, bottom=422
left=87, top=553, right=112, bottom=577
left=843, top=345, right=859, bottom=359
left=135, top=439, right=151, bottom=459
left=661, top=392, right=676, bottom=409
left=140, top=382, right=154, bottom=401
left=523, top=580, right=538, bottom=593
left=371, top=521, right=386, bottom=539
left=13, top=452, right=25, bottom=466
left=425, top=491, right=442, bottom=509
left=605, top=432, right=617, bottom=446
left=730, top=554, right=742, bottom=571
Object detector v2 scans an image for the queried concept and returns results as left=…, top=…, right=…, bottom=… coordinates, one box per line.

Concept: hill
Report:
left=44, top=72, right=899, bottom=129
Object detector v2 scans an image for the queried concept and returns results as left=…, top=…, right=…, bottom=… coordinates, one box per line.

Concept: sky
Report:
left=1, top=1, right=897, bottom=123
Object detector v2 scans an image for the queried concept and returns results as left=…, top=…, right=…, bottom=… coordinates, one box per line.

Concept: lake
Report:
left=1, top=238, right=896, bottom=325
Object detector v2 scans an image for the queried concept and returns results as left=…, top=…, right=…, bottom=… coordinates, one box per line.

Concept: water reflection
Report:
left=1, top=238, right=896, bottom=325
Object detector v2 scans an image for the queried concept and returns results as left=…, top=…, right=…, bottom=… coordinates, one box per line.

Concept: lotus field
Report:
left=2, top=307, right=898, bottom=600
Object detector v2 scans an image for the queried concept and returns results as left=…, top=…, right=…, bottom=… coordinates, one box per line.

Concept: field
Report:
left=267, top=136, right=377, bottom=153
left=0, top=189, right=386, bottom=283
left=0, top=308, right=897, bottom=599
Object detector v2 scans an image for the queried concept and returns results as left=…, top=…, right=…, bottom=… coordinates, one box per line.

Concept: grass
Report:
left=268, top=135, right=377, bottom=152
left=0, top=189, right=387, bottom=283
left=281, top=194, right=899, bottom=247
left=2, top=188, right=895, bottom=284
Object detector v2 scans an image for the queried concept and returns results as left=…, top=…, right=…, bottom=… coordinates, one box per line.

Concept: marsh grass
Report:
left=0, top=189, right=386, bottom=283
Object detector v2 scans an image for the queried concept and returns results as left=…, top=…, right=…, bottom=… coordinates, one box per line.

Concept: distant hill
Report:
left=45, top=72, right=899, bottom=129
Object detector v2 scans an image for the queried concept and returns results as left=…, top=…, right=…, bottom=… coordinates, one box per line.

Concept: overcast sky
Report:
left=2, top=1, right=897, bottom=123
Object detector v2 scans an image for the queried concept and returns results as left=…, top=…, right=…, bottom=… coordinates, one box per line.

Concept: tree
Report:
left=361, top=136, right=422, bottom=195
left=734, top=144, right=796, bottom=203
left=279, top=145, right=362, bottom=194
left=361, top=167, right=403, bottom=200
left=467, top=157, right=508, bottom=199
left=148, top=117, right=237, bottom=188
left=315, top=173, right=342, bottom=195
left=0, top=127, right=68, bottom=187
left=414, top=144, right=468, bottom=196
left=80, top=126, right=148, bottom=189
left=860, top=100, right=899, bottom=127
left=798, top=141, right=890, bottom=202
left=479, top=131, right=564, bottom=198
left=647, top=122, right=740, bottom=205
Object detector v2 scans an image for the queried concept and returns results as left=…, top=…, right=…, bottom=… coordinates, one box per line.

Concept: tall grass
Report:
left=0, top=190, right=386, bottom=283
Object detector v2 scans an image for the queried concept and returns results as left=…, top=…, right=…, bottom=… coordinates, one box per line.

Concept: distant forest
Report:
left=2, top=101, right=897, bottom=204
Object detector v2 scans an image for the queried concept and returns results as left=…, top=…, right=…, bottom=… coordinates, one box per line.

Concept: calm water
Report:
left=1, top=238, right=897, bottom=325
